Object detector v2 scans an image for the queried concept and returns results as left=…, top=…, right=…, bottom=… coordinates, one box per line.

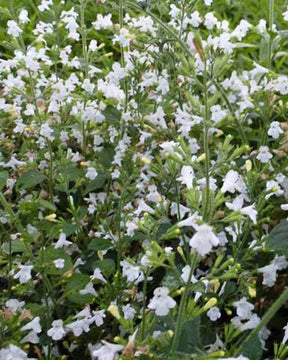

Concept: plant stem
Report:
left=141, top=270, right=149, bottom=340
left=170, top=253, right=199, bottom=354
left=47, top=140, right=54, bottom=204
left=268, top=0, right=274, bottom=70
left=203, top=59, right=211, bottom=222
left=234, top=287, right=288, bottom=356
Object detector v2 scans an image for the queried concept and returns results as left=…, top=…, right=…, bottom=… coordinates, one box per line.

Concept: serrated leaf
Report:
left=17, top=169, right=46, bottom=190
left=242, top=335, right=263, bottom=360
left=266, top=219, right=288, bottom=256
left=83, top=173, right=106, bottom=195
left=94, top=259, right=115, bottom=277
left=65, top=273, right=93, bottom=305
left=178, top=317, right=201, bottom=352
left=102, top=105, right=121, bottom=123
left=88, top=238, right=112, bottom=251
left=0, top=171, right=8, bottom=190
left=2, top=240, right=27, bottom=254
left=58, top=165, right=83, bottom=182
left=34, top=247, right=73, bottom=275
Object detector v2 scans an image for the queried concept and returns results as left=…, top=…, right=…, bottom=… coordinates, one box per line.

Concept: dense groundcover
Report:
left=1, top=0, right=288, bottom=359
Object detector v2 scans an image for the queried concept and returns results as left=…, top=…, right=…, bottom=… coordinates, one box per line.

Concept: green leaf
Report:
left=64, top=273, right=93, bottom=305
left=34, top=247, right=73, bottom=275
left=39, top=200, right=56, bottom=212
left=2, top=240, right=27, bottom=254
left=58, top=165, right=83, bottom=182
left=88, top=238, right=112, bottom=251
left=94, top=259, right=115, bottom=277
left=177, top=317, right=201, bottom=352
left=17, top=169, right=46, bottom=190
left=0, top=171, right=8, bottom=190
left=266, top=219, right=288, bottom=256
left=102, top=105, right=121, bottom=123
left=242, top=335, right=263, bottom=360
left=83, top=173, right=106, bottom=195
left=98, top=146, right=114, bottom=169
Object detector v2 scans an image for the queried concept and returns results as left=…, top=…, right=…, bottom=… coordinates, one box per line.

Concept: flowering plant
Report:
left=1, top=0, right=288, bottom=359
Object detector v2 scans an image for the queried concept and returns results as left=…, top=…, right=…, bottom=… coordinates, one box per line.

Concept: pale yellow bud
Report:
left=204, top=297, right=217, bottom=310
left=108, top=304, right=120, bottom=320
left=245, top=159, right=252, bottom=172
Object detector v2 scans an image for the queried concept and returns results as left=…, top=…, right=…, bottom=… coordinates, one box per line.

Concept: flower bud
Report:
left=204, top=297, right=217, bottom=310
left=108, top=304, right=120, bottom=320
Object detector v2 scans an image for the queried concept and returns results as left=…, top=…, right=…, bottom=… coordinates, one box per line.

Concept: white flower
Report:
left=240, top=204, right=257, bottom=224
left=90, top=310, right=106, bottom=327
left=7, top=20, right=22, bottom=37
left=207, top=306, right=221, bottom=321
left=258, top=255, right=288, bottom=287
left=14, top=264, right=33, bottom=283
left=92, top=14, right=113, bottom=30
left=121, top=260, right=144, bottom=284
left=5, top=299, right=25, bottom=313
left=257, top=146, right=273, bottom=163
left=19, top=10, right=30, bottom=24
left=54, top=232, right=72, bottom=249
left=21, top=317, right=42, bottom=333
left=2, top=154, right=26, bottom=170
left=20, top=330, right=39, bottom=344
left=40, top=123, right=54, bottom=141
left=283, top=10, right=288, bottom=21
left=181, top=265, right=197, bottom=283
left=92, top=341, right=124, bottom=360
left=122, top=304, right=136, bottom=320
left=177, top=165, right=194, bottom=189
left=282, top=322, right=288, bottom=343
left=47, top=319, right=66, bottom=340
left=86, top=167, right=98, bottom=180
left=53, top=258, right=65, bottom=269
left=91, top=268, right=107, bottom=283
left=221, top=170, right=245, bottom=194
left=268, top=121, right=283, bottom=139
left=0, top=344, right=35, bottom=360
left=79, top=282, right=97, bottom=297
left=204, top=0, right=213, bottom=5
left=38, top=0, right=53, bottom=12
left=281, top=204, right=288, bottom=211
left=82, top=79, right=95, bottom=94
left=148, top=287, right=176, bottom=316
left=233, top=297, right=254, bottom=320
left=66, top=318, right=90, bottom=337
left=189, top=224, right=219, bottom=256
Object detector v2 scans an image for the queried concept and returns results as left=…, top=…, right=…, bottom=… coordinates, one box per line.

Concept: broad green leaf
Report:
left=102, top=105, right=121, bottom=123
left=88, top=238, right=112, bottom=251
left=266, top=219, right=288, bottom=256
left=83, top=173, right=106, bottom=195
left=58, top=165, right=83, bottom=182
left=34, top=247, right=73, bottom=275
left=17, top=169, right=46, bottom=190
left=242, top=335, right=263, bottom=360
left=94, top=259, right=115, bottom=277
left=0, top=171, right=8, bottom=190
left=2, top=240, right=27, bottom=254
left=178, top=317, right=201, bottom=352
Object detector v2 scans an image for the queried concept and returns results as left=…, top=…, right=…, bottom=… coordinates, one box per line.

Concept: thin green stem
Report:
left=234, top=288, right=288, bottom=356
left=119, top=0, right=128, bottom=135
left=203, top=60, right=210, bottom=222
left=47, top=140, right=54, bottom=204
left=170, top=253, right=199, bottom=354
left=268, top=0, right=274, bottom=70
left=141, top=271, right=149, bottom=340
